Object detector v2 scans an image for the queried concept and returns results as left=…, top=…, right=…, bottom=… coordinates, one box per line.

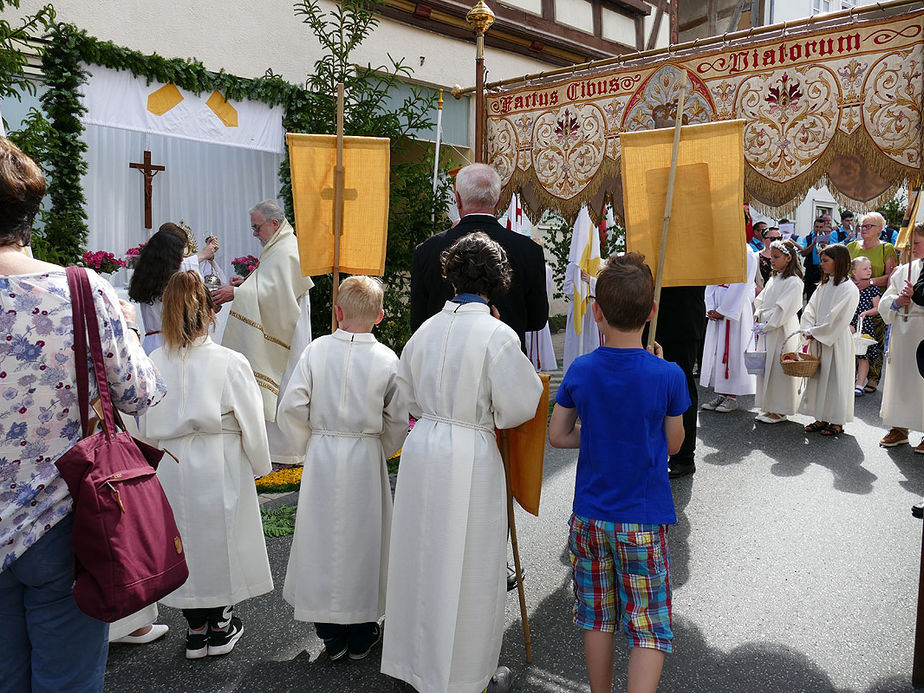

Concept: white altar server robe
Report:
left=140, top=337, right=273, bottom=608
left=381, top=301, right=542, bottom=693
left=701, top=251, right=758, bottom=395
left=277, top=330, right=407, bottom=623
left=753, top=274, right=803, bottom=414
left=880, top=259, right=924, bottom=431
left=526, top=264, right=558, bottom=372
left=563, top=264, right=600, bottom=373
left=799, top=278, right=860, bottom=425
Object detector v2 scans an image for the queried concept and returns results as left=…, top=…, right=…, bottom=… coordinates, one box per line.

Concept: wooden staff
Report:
left=647, top=82, right=687, bottom=349
left=331, top=82, right=345, bottom=332
left=500, top=429, right=532, bottom=663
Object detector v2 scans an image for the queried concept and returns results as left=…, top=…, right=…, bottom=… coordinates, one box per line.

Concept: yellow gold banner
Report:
left=287, top=133, right=390, bottom=276
left=486, top=8, right=924, bottom=222
left=622, top=121, right=746, bottom=286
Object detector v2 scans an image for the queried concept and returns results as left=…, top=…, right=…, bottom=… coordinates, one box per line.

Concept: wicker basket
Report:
left=853, top=317, right=877, bottom=357
left=780, top=331, right=820, bottom=378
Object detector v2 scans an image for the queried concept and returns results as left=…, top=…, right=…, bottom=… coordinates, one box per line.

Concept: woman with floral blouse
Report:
left=0, top=138, right=165, bottom=692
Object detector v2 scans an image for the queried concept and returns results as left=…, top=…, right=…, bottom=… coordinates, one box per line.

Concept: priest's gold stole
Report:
left=621, top=120, right=746, bottom=286
left=286, top=133, right=390, bottom=276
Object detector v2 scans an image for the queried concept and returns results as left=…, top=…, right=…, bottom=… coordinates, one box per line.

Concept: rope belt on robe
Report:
left=419, top=413, right=494, bottom=433
left=145, top=330, right=161, bottom=337
left=311, top=429, right=381, bottom=439
left=529, top=331, right=540, bottom=370
left=722, top=319, right=731, bottom=380
left=718, top=283, right=731, bottom=380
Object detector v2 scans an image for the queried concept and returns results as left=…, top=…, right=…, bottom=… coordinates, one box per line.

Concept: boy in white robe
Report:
left=700, top=250, right=758, bottom=412
left=277, top=276, right=407, bottom=662
left=382, top=233, right=542, bottom=693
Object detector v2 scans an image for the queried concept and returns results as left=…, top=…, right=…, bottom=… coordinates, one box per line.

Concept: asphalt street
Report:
left=105, top=353, right=924, bottom=692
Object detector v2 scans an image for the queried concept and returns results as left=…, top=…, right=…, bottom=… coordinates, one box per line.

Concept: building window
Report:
left=381, top=80, right=470, bottom=148
left=811, top=0, right=831, bottom=14
left=840, top=0, right=856, bottom=7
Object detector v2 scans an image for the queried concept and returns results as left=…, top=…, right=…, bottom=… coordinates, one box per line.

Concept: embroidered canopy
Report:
left=485, top=5, right=924, bottom=222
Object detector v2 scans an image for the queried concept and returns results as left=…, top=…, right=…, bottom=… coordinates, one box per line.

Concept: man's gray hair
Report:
left=249, top=200, right=286, bottom=223
left=455, top=164, right=501, bottom=210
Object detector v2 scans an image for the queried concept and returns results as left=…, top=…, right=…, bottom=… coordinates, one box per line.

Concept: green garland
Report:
left=35, top=22, right=306, bottom=264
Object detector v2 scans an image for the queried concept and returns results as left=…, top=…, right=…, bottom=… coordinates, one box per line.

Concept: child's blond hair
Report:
left=850, top=256, right=871, bottom=275
left=337, top=275, right=384, bottom=323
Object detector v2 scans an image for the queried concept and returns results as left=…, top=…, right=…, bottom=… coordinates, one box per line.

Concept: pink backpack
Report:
left=55, top=266, right=188, bottom=622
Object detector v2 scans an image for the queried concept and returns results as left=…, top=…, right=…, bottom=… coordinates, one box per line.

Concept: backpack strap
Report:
left=66, top=267, right=117, bottom=440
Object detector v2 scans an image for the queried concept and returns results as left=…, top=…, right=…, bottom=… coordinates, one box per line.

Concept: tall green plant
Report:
left=287, top=0, right=451, bottom=351
left=0, top=1, right=54, bottom=104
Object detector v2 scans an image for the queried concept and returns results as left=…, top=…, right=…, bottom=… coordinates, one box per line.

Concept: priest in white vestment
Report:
left=878, top=228, right=924, bottom=450
left=382, top=233, right=542, bottom=693
left=215, top=200, right=314, bottom=464
left=700, top=250, right=758, bottom=412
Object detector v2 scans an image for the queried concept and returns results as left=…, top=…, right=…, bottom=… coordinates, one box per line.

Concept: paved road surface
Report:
left=105, top=343, right=924, bottom=692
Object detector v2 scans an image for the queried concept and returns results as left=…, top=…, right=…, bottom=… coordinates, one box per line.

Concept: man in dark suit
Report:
left=410, top=164, right=549, bottom=349
left=644, top=286, right=706, bottom=478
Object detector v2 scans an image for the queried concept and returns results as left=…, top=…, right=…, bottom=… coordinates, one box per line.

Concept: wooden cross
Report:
left=129, top=150, right=165, bottom=229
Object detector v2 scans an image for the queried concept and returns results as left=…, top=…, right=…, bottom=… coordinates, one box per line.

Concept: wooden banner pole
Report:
left=647, top=83, right=687, bottom=349
left=331, top=82, right=345, bottom=333
left=501, top=429, right=533, bottom=663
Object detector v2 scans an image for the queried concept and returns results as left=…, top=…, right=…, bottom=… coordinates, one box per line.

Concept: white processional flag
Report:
left=567, top=206, right=600, bottom=336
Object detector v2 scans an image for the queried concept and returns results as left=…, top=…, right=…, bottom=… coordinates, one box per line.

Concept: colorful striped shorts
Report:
left=568, top=513, right=673, bottom=652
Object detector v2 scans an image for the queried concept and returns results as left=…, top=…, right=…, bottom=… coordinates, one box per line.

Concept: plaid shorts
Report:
left=568, top=513, right=673, bottom=652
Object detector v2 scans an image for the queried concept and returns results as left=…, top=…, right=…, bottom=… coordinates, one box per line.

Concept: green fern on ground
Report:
left=261, top=505, right=297, bottom=538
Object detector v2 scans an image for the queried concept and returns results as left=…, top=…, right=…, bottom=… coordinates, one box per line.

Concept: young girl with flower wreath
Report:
left=752, top=238, right=804, bottom=424
left=799, top=244, right=860, bottom=437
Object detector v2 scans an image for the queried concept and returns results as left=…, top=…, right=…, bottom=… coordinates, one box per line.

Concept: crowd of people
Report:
left=3, top=128, right=922, bottom=693
left=709, top=211, right=921, bottom=449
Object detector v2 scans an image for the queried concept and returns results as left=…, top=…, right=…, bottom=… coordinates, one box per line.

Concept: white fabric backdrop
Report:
left=81, top=64, right=285, bottom=153
left=81, top=124, right=284, bottom=286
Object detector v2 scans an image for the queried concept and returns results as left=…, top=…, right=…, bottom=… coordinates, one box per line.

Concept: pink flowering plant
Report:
left=124, top=243, right=145, bottom=269
left=79, top=250, right=126, bottom=275
left=232, top=255, right=259, bottom=278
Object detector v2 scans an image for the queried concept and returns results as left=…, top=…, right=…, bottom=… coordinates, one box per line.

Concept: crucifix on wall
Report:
left=129, top=150, right=165, bottom=229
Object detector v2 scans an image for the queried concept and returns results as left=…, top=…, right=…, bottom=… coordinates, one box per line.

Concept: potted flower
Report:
left=79, top=250, right=126, bottom=275
left=124, top=243, right=145, bottom=269
left=232, top=255, right=259, bottom=278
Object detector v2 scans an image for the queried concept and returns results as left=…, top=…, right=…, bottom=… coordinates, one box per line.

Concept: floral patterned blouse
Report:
left=0, top=268, right=166, bottom=572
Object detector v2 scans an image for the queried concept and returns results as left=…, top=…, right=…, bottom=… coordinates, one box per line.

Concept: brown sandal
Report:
left=820, top=423, right=843, bottom=436
left=804, top=421, right=828, bottom=433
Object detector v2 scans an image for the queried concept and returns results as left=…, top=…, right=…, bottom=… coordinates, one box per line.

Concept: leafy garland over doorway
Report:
left=34, top=22, right=305, bottom=264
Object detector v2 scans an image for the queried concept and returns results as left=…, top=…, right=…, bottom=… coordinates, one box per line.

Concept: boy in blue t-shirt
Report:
left=549, top=252, right=690, bottom=693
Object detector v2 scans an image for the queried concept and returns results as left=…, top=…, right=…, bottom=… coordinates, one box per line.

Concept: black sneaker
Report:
left=185, top=629, right=209, bottom=659
left=324, top=636, right=349, bottom=661
left=348, top=623, right=382, bottom=660
left=207, top=617, right=244, bottom=656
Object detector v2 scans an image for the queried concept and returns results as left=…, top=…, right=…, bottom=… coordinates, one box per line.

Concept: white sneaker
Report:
left=701, top=395, right=725, bottom=411
left=716, top=397, right=739, bottom=413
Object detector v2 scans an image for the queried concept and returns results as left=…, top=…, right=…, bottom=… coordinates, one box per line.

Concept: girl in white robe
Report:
left=563, top=262, right=601, bottom=373
left=138, top=271, right=273, bottom=658
left=752, top=239, right=804, bottom=423
left=277, top=276, right=407, bottom=660
left=382, top=233, right=542, bottom=693
left=700, top=249, right=758, bottom=411
left=878, top=226, right=924, bottom=450
left=800, top=244, right=861, bottom=435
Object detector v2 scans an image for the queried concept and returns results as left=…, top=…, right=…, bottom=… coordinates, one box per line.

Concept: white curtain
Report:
left=81, top=124, right=284, bottom=284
